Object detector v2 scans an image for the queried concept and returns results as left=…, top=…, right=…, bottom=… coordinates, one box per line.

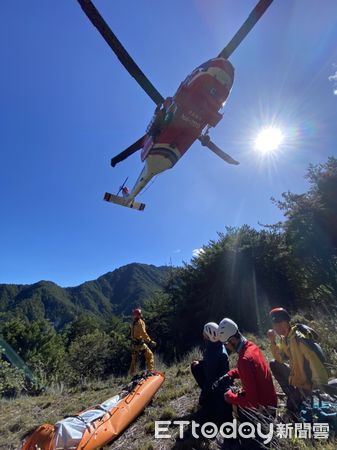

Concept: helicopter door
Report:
left=141, top=135, right=154, bottom=161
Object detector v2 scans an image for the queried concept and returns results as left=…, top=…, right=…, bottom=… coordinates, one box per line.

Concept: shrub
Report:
left=0, top=359, right=25, bottom=397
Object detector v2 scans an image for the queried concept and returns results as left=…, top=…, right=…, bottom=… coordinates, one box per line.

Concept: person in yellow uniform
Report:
left=267, top=307, right=328, bottom=413
left=129, top=308, right=156, bottom=376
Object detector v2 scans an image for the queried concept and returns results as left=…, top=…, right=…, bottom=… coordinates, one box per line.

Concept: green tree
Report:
left=0, top=356, right=25, bottom=397
left=143, top=291, right=177, bottom=363
left=275, top=157, right=337, bottom=305
left=0, top=318, right=65, bottom=383
left=161, top=224, right=311, bottom=358
left=61, top=313, right=102, bottom=347
left=66, top=330, right=116, bottom=382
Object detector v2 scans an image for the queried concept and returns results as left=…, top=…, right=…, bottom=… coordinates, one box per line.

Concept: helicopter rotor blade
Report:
left=77, top=0, right=164, bottom=105
left=117, top=176, right=129, bottom=196
left=111, top=135, right=146, bottom=168
left=198, top=135, right=239, bottom=165
left=218, top=0, right=273, bottom=59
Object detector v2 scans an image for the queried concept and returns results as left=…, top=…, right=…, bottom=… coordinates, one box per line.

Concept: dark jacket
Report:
left=203, top=341, right=229, bottom=391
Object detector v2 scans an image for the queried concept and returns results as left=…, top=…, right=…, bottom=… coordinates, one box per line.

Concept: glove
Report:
left=267, top=329, right=276, bottom=343
left=211, top=374, right=232, bottom=393
left=224, top=389, right=234, bottom=403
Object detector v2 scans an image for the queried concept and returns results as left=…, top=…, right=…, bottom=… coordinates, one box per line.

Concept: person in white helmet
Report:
left=191, top=322, right=231, bottom=421
left=216, top=318, right=277, bottom=409
left=214, top=318, right=277, bottom=449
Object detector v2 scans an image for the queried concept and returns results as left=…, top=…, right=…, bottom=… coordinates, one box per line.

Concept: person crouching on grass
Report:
left=268, top=307, right=328, bottom=415
left=191, top=322, right=232, bottom=422
left=214, top=318, right=277, bottom=449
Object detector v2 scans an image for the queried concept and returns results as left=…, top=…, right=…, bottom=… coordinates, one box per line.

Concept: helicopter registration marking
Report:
left=181, top=113, right=202, bottom=129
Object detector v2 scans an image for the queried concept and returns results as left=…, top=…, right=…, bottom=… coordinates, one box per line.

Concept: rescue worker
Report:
left=147, top=97, right=173, bottom=140
left=191, top=322, right=231, bottom=422
left=268, top=307, right=329, bottom=413
left=217, top=318, right=277, bottom=410
left=121, top=186, right=129, bottom=197
left=216, top=318, right=277, bottom=449
left=129, top=308, right=156, bottom=376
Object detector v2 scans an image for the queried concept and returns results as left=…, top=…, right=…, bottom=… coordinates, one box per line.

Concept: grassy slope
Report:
left=1, top=342, right=336, bottom=450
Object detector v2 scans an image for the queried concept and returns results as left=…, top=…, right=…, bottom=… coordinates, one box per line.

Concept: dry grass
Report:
left=1, top=337, right=336, bottom=450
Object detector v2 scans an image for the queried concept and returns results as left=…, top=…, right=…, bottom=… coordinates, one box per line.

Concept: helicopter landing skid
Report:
left=103, top=192, right=146, bottom=211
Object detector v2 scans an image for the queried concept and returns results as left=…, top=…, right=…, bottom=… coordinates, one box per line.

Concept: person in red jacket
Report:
left=218, top=318, right=277, bottom=410
left=216, top=318, right=277, bottom=449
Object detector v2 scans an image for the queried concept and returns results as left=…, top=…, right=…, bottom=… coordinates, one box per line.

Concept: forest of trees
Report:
left=1, top=157, right=337, bottom=395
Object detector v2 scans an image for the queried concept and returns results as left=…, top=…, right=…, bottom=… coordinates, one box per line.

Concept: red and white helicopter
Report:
left=77, top=0, right=274, bottom=211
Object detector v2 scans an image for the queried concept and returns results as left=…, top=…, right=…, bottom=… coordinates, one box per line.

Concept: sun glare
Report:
left=255, top=127, right=284, bottom=154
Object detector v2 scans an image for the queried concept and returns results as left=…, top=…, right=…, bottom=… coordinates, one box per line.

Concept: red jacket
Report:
left=225, top=340, right=277, bottom=409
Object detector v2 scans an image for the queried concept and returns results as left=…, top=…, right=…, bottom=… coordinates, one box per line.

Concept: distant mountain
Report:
left=0, top=263, right=171, bottom=328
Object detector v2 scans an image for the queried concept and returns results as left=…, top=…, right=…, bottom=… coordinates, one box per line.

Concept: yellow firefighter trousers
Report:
left=129, top=343, right=154, bottom=376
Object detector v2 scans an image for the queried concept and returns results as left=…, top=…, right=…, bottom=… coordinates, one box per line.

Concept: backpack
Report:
left=293, top=323, right=326, bottom=365
left=301, top=395, right=337, bottom=433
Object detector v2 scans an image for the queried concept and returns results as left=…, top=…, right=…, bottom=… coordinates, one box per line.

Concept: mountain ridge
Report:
left=0, top=263, right=171, bottom=328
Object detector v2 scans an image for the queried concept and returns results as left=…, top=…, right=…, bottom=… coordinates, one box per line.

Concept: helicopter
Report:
left=77, top=0, right=274, bottom=211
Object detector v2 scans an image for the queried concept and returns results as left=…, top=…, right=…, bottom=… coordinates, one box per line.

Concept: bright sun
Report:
left=255, top=127, right=284, bottom=154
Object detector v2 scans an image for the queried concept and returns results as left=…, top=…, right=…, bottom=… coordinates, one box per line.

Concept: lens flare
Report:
left=255, top=127, right=284, bottom=154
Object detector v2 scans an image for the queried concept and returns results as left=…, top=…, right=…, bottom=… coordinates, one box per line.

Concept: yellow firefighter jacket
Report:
left=271, top=324, right=328, bottom=391
left=131, top=318, right=152, bottom=344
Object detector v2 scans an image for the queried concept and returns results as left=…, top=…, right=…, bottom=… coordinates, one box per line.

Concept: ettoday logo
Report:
left=154, top=420, right=330, bottom=442
left=155, top=419, right=274, bottom=444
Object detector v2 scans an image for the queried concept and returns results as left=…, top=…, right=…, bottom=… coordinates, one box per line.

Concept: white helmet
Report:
left=203, top=322, right=219, bottom=342
left=218, top=318, right=238, bottom=343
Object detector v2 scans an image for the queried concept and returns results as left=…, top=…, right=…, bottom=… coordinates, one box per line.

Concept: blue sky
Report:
left=1, top=0, right=337, bottom=287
